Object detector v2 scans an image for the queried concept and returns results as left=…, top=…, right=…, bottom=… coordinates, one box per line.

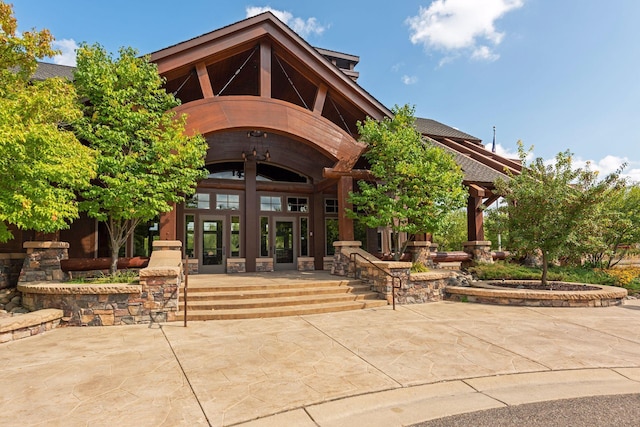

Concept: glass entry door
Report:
left=200, top=216, right=225, bottom=273
left=274, top=219, right=295, bottom=270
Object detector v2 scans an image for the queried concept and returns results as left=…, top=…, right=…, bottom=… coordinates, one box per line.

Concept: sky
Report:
left=11, top=0, right=640, bottom=182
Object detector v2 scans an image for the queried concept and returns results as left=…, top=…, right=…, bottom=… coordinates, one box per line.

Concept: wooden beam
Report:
left=260, top=41, right=271, bottom=98
left=323, top=167, right=374, bottom=180
left=467, top=183, right=486, bottom=198
left=196, top=62, right=214, bottom=98
left=313, top=83, right=327, bottom=115
left=314, top=178, right=337, bottom=193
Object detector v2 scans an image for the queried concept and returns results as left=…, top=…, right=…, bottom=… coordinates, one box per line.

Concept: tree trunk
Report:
left=541, top=250, right=549, bottom=285
left=110, top=242, right=119, bottom=276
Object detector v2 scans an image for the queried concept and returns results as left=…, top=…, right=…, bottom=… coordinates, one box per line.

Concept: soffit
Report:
left=149, top=12, right=391, bottom=120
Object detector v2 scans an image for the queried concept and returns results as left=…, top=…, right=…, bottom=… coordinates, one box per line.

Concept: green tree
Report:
left=484, top=202, right=510, bottom=251
left=347, top=104, right=467, bottom=260
left=0, top=2, right=95, bottom=242
left=434, top=209, right=467, bottom=251
left=495, top=142, right=623, bottom=284
left=73, top=44, right=208, bottom=274
left=581, top=183, right=640, bottom=268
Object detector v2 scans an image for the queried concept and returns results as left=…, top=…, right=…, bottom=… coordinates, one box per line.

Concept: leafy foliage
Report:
left=468, top=262, right=616, bottom=286
left=0, top=2, right=96, bottom=242
left=494, top=142, right=624, bottom=284
left=73, top=44, right=208, bottom=273
left=580, top=184, right=640, bottom=268
left=347, top=105, right=467, bottom=259
left=434, top=209, right=467, bottom=251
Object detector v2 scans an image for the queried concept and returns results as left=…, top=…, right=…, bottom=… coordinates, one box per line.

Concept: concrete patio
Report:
left=2, top=273, right=640, bottom=426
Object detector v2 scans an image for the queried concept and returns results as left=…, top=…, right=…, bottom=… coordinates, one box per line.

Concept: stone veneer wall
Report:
left=17, top=240, right=183, bottom=326
left=19, top=242, right=69, bottom=283
left=0, top=309, right=63, bottom=343
left=331, top=241, right=463, bottom=305
left=0, top=253, right=25, bottom=289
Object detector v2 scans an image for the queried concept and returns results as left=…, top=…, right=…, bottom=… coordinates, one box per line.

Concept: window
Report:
left=133, top=217, right=159, bottom=257
left=287, top=197, right=308, bottom=212
left=260, top=217, right=270, bottom=256
left=185, top=215, right=195, bottom=257
left=260, top=196, right=282, bottom=211
left=325, top=198, right=339, bottom=214
left=186, top=193, right=210, bottom=209
left=231, top=216, right=240, bottom=257
left=300, top=217, right=309, bottom=256
left=325, top=218, right=339, bottom=255
left=216, top=194, right=240, bottom=210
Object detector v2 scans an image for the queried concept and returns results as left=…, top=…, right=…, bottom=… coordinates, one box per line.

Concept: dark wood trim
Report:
left=244, top=161, right=257, bottom=272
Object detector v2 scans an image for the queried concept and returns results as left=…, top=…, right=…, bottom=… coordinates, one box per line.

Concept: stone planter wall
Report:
left=19, top=242, right=69, bottom=283
left=0, top=253, right=25, bottom=289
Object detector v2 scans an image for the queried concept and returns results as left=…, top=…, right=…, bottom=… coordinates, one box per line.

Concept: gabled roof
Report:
left=418, top=117, right=522, bottom=187
left=415, top=117, right=481, bottom=144
left=149, top=11, right=392, bottom=120
left=32, top=62, right=75, bottom=81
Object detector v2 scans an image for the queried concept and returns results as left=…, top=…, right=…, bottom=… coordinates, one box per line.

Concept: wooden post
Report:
left=337, top=176, right=354, bottom=241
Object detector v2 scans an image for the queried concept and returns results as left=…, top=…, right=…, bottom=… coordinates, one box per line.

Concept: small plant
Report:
left=411, top=262, right=430, bottom=273
left=68, top=270, right=139, bottom=284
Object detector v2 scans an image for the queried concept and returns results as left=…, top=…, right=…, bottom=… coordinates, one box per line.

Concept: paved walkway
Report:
left=2, top=272, right=640, bottom=426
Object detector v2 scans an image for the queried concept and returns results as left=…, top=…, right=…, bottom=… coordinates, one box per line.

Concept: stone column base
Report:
left=462, top=240, right=493, bottom=267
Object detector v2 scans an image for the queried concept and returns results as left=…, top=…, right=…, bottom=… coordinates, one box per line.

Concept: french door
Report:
left=200, top=216, right=226, bottom=273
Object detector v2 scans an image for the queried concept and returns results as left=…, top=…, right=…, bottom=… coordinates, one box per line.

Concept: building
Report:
left=8, top=12, right=520, bottom=274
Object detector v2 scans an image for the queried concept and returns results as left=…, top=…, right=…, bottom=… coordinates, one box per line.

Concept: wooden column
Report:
left=244, top=160, right=257, bottom=272
left=466, top=195, right=484, bottom=242
left=196, top=62, right=214, bottom=98
left=337, top=176, right=354, bottom=241
left=159, top=204, right=177, bottom=241
left=312, top=193, right=325, bottom=270
left=260, top=42, right=271, bottom=98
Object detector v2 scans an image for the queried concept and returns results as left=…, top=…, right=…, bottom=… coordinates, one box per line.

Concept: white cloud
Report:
left=51, top=38, right=78, bottom=66
left=406, top=0, right=524, bottom=63
left=246, top=6, right=326, bottom=38
left=574, top=155, right=639, bottom=183
left=402, top=75, right=419, bottom=85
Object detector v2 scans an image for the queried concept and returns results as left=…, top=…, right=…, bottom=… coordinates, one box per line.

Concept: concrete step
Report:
left=182, top=284, right=373, bottom=300
left=176, top=277, right=387, bottom=320
left=175, top=300, right=388, bottom=321
left=184, top=279, right=363, bottom=292
left=179, top=290, right=382, bottom=310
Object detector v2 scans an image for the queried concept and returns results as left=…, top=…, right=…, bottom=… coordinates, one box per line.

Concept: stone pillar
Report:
left=18, top=242, right=69, bottom=283
left=462, top=241, right=493, bottom=267
left=138, top=240, right=183, bottom=323
left=331, top=241, right=361, bottom=276
left=405, top=241, right=433, bottom=267
left=0, top=253, right=26, bottom=289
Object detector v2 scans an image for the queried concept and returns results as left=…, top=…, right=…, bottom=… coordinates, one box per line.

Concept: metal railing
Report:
left=183, top=256, right=189, bottom=327
left=349, top=252, right=402, bottom=310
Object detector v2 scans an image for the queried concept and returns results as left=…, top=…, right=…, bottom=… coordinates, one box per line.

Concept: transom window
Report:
left=287, top=197, right=308, bottom=212
left=186, top=193, right=210, bottom=209
left=260, top=196, right=282, bottom=211
left=216, top=194, right=240, bottom=210
left=325, top=199, right=338, bottom=214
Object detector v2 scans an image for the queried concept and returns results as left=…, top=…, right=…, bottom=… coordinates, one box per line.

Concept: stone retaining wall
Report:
left=445, top=282, right=628, bottom=307
left=0, top=308, right=63, bottom=343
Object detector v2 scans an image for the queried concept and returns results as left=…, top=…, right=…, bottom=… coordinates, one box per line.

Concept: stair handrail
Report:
left=349, top=252, right=401, bottom=310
